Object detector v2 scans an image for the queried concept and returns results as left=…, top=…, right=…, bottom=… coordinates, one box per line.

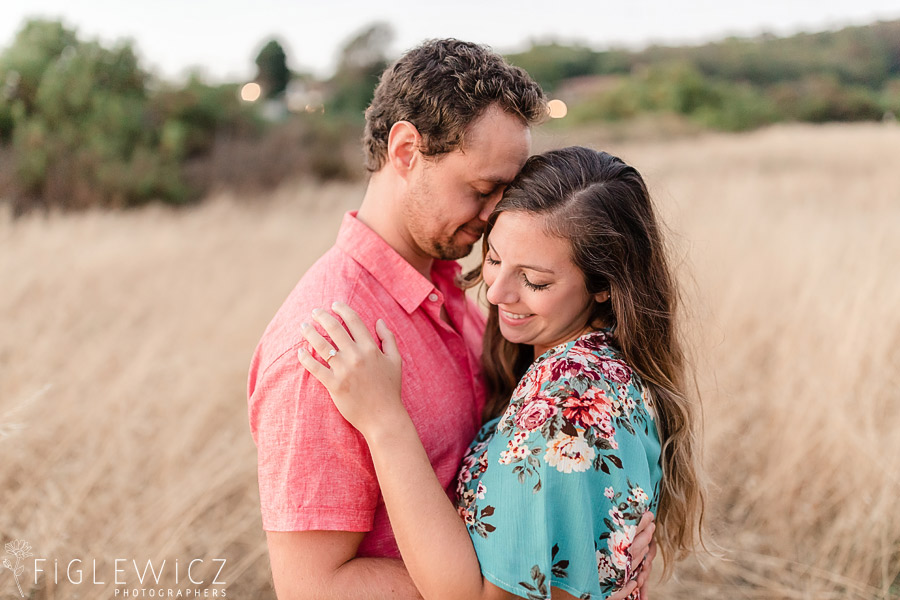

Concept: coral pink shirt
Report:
left=248, top=211, right=486, bottom=558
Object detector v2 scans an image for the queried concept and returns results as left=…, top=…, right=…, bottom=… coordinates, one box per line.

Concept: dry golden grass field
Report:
left=1, top=122, right=899, bottom=599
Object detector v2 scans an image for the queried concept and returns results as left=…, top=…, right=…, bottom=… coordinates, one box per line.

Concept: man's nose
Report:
left=478, top=189, right=505, bottom=221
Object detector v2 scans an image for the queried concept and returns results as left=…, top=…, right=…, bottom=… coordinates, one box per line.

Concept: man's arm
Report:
left=267, top=530, right=423, bottom=600
left=251, top=341, right=414, bottom=599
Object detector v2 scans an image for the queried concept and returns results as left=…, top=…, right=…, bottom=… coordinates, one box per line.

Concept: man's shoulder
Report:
left=250, top=247, right=365, bottom=371
left=293, top=245, right=367, bottom=305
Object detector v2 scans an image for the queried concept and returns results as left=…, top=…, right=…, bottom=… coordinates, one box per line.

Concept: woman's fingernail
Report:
left=332, top=301, right=344, bottom=309
left=301, top=321, right=310, bottom=329
left=311, top=308, right=322, bottom=316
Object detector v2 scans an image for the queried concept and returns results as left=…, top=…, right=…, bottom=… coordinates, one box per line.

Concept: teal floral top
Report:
left=455, top=330, right=662, bottom=600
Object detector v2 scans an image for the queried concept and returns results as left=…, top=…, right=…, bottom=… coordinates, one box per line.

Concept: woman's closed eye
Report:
left=522, top=273, right=550, bottom=291
left=485, top=254, right=550, bottom=290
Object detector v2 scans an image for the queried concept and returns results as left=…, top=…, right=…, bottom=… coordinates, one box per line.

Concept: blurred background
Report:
left=1, top=1, right=899, bottom=598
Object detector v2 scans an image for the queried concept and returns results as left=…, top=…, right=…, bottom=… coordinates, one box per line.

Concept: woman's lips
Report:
left=499, top=309, right=535, bottom=326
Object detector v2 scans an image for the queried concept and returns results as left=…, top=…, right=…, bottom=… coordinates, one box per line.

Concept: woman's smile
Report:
left=499, top=309, right=536, bottom=325
left=483, top=211, right=600, bottom=357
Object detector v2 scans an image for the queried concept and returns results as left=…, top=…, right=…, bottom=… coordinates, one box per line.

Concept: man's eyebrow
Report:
left=487, top=240, right=555, bottom=274
left=476, top=177, right=513, bottom=186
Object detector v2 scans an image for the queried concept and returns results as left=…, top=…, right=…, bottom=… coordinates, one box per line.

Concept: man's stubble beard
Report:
left=431, top=234, right=475, bottom=261
left=404, top=176, right=476, bottom=262
left=410, top=213, right=475, bottom=261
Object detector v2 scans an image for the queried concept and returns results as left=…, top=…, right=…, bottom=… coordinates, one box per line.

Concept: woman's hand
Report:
left=297, top=301, right=404, bottom=438
left=608, top=510, right=656, bottom=600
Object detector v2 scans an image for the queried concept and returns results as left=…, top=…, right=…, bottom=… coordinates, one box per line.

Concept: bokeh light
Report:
left=240, top=82, right=261, bottom=102
left=547, top=99, right=568, bottom=119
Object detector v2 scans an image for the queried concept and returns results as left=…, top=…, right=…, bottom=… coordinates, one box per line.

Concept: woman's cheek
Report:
left=482, top=261, right=496, bottom=287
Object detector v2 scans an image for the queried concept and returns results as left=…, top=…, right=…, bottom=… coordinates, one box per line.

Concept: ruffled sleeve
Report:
left=455, top=333, right=662, bottom=600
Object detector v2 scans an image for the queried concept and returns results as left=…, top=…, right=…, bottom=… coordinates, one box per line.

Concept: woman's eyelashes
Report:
left=485, top=254, right=551, bottom=291
left=522, top=273, right=550, bottom=291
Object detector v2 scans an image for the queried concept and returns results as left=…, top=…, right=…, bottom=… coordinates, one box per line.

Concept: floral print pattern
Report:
left=455, top=330, right=662, bottom=600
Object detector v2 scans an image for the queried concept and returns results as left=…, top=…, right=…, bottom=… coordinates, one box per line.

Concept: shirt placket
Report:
left=425, top=287, right=482, bottom=429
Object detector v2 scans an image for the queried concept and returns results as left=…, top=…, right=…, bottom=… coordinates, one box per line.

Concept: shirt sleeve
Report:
left=248, top=342, right=379, bottom=532
left=461, top=358, right=660, bottom=600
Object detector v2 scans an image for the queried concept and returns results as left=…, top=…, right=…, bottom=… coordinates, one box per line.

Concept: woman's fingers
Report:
left=608, top=578, right=637, bottom=600
left=300, top=321, right=338, bottom=362
left=297, top=346, right=333, bottom=387
left=630, top=511, right=655, bottom=569
left=636, top=539, right=656, bottom=589
left=375, top=319, right=401, bottom=366
left=310, top=308, right=355, bottom=349
left=331, top=302, right=377, bottom=348
left=635, top=509, right=653, bottom=530
left=631, top=527, right=652, bottom=567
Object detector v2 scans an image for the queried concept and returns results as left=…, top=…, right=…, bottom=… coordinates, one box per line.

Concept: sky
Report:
left=3, top=0, right=900, bottom=83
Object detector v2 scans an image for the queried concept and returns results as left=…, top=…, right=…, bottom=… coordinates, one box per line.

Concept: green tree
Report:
left=0, top=19, right=187, bottom=211
left=0, top=19, right=78, bottom=112
left=0, top=19, right=79, bottom=141
left=328, top=23, right=393, bottom=117
left=255, top=39, right=290, bottom=99
left=506, top=42, right=629, bottom=92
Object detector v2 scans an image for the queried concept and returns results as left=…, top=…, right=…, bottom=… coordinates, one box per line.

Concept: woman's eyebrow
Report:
left=487, top=240, right=554, bottom=274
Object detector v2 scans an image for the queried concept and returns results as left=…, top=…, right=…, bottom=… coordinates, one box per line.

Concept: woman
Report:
left=298, top=147, right=704, bottom=599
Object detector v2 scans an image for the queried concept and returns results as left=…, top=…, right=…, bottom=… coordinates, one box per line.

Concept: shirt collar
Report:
left=335, top=211, right=463, bottom=314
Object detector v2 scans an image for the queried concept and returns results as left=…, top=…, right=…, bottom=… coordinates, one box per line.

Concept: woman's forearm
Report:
left=363, top=412, right=488, bottom=600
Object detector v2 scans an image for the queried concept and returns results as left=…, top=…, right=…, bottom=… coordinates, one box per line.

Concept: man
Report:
left=248, top=39, right=653, bottom=599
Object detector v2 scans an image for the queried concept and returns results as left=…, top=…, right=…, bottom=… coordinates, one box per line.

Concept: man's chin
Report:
left=433, top=242, right=475, bottom=261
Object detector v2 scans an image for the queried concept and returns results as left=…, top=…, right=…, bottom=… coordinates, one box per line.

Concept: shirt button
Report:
left=428, top=293, right=439, bottom=302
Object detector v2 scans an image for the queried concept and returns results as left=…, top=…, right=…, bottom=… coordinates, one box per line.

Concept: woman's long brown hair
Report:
left=460, top=146, right=705, bottom=570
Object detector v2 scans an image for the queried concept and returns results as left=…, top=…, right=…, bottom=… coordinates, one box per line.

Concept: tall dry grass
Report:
left=600, top=123, right=900, bottom=599
left=1, top=123, right=898, bottom=599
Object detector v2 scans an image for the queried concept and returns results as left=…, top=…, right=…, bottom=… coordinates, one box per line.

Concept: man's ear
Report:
left=387, top=121, right=421, bottom=176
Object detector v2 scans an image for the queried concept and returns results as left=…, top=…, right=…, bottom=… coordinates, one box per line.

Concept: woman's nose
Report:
left=486, top=272, right=517, bottom=306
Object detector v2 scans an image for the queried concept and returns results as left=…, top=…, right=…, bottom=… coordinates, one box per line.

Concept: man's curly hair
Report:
left=362, top=39, right=546, bottom=172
